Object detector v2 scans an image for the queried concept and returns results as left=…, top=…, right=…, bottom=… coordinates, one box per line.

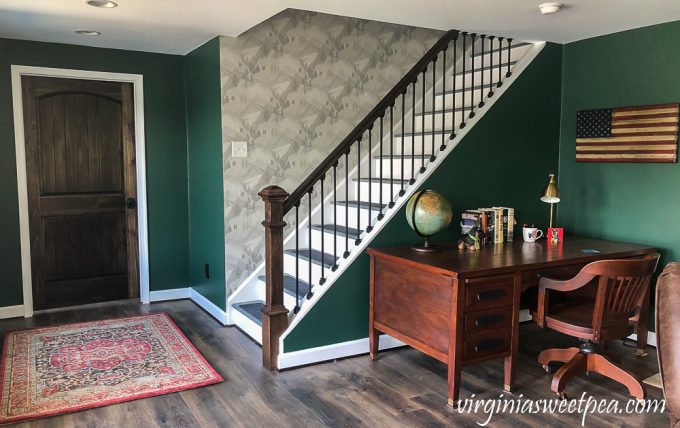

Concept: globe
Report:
left=405, top=190, right=453, bottom=252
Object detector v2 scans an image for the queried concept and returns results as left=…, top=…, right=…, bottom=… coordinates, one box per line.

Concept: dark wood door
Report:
left=22, top=76, right=139, bottom=310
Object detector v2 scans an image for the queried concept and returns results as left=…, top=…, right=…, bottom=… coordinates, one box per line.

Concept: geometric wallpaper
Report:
left=220, top=9, right=443, bottom=293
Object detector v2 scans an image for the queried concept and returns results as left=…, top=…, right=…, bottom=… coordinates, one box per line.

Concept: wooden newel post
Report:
left=258, top=185, right=290, bottom=370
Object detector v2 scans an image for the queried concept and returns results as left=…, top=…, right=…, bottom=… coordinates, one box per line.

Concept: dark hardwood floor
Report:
left=0, top=299, right=668, bottom=427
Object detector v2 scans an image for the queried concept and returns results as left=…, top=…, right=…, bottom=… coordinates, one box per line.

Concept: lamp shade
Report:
left=540, top=173, right=560, bottom=203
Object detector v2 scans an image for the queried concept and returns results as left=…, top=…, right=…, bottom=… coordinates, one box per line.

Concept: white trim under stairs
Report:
left=150, top=288, right=228, bottom=325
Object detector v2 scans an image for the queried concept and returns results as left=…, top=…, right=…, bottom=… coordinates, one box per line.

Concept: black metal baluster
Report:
left=367, top=125, right=373, bottom=233
left=294, top=202, right=300, bottom=313
left=460, top=32, right=467, bottom=129
left=307, top=189, right=313, bottom=298
left=344, top=151, right=350, bottom=257
left=450, top=33, right=458, bottom=141
left=319, top=174, right=326, bottom=285
left=431, top=56, right=436, bottom=162
left=506, top=38, right=513, bottom=78
left=378, top=113, right=385, bottom=220
left=332, top=162, right=338, bottom=271
left=389, top=104, right=395, bottom=208
left=410, top=82, right=415, bottom=184
left=469, top=33, right=476, bottom=119
left=402, top=89, right=408, bottom=191
left=440, top=45, right=447, bottom=152
left=479, top=34, right=486, bottom=108
left=399, top=93, right=408, bottom=196
left=420, top=68, right=426, bottom=172
left=356, top=137, right=362, bottom=245
left=497, top=36, right=504, bottom=88
left=487, top=36, right=495, bottom=98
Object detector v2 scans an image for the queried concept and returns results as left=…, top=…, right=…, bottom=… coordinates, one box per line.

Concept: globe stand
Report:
left=411, top=236, right=444, bottom=253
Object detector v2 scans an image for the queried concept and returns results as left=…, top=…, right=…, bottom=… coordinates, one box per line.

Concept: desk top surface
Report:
left=366, top=236, right=656, bottom=277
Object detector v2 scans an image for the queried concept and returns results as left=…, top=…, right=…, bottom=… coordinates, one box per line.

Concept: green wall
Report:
left=185, top=38, right=226, bottom=310
left=558, top=21, right=680, bottom=331
left=284, top=43, right=564, bottom=351
left=559, top=21, right=680, bottom=269
left=0, top=38, right=190, bottom=306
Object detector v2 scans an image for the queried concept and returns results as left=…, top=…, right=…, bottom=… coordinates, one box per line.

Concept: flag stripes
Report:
left=576, top=103, right=679, bottom=163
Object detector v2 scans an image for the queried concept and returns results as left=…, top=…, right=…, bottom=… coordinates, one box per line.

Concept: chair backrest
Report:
left=582, top=253, right=659, bottom=339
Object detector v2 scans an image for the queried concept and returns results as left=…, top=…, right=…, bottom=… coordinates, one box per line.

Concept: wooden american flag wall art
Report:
left=576, top=103, right=679, bottom=163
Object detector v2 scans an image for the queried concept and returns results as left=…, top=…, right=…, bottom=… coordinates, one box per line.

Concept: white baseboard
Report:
left=189, top=288, right=228, bottom=326
left=629, top=331, right=657, bottom=348
left=278, top=334, right=405, bottom=369
left=149, top=286, right=228, bottom=325
left=0, top=305, right=25, bottom=319
left=149, top=288, right=191, bottom=302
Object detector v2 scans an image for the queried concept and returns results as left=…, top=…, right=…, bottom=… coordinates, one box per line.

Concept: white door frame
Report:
left=10, top=65, right=151, bottom=317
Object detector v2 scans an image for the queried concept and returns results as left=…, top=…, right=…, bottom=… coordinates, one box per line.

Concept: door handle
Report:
left=126, top=197, right=137, bottom=209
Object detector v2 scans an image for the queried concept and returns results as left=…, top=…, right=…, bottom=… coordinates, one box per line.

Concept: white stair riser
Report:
left=414, top=111, right=463, bottom=132
left=434, top=87, right=500, bottom=111
left=392, top=134, right=452, bottom=155
left=373, top=157, right=429, bottom=179
left=309, top=228, right=366, bottom=257
left=455, top=68, right=507, bottom=92
left=327, top=205, right=381, bottom=230
left=469, top=45, right=529, bottom=69
left=351, top=181, right=407, bottom=204
left=253, top=280, right=298, bottom=310
left=284, top=253, right=333, bottom=285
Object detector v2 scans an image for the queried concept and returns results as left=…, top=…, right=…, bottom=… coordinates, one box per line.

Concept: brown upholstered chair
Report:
left=656, top=262, right=680, bottom=427
left=535, top=254, right=660, bottom=399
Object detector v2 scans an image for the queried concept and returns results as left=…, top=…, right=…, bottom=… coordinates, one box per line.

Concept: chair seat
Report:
left=545, top=300, right=596, bottom=335
left=545, top=299, right=634, bottom=341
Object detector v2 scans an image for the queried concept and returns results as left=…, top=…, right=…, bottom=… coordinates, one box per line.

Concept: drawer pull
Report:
left=475, top=314, right=503, bottom=327
left=474, top=339, right=504, bottom=353
left=476, top=289, right=505, bottom=301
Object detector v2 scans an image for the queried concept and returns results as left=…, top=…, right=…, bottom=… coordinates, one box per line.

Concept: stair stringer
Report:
left=276, top=41, right=547, bottom=368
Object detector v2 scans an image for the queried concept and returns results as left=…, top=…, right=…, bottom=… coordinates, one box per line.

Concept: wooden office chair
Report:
left=535, top=253, right=660, bottom=400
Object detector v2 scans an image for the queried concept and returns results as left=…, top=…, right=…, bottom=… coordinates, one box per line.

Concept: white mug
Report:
left=523, top=227, right=544, bottom=243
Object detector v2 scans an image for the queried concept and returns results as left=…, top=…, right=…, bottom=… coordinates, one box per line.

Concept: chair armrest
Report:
left=535, top=271, right=597, bottom=328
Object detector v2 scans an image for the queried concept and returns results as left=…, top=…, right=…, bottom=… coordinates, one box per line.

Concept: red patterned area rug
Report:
left=0, top=312, right=222, bottom=424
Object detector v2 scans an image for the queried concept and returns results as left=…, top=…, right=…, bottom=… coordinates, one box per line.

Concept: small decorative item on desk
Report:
left=522, top=224, right=543, bottom=243
left=405, top=190, right=452, bottom=252
left=458, top=226, right=481, bottom=251
left=548, top=227, right=564, bottom=244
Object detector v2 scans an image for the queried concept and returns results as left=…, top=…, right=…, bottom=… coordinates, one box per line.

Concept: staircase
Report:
left=227, top=30, right=545, bottom=368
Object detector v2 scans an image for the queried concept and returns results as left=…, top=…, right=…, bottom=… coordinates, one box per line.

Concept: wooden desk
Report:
left=366, top=237, right=656, bottom=405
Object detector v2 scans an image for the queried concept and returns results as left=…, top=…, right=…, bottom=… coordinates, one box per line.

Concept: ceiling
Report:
left=1, top=0, right=679, bottom=55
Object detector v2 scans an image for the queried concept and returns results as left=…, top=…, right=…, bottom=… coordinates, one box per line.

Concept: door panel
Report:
left=22, top=76, right=138, bottom=310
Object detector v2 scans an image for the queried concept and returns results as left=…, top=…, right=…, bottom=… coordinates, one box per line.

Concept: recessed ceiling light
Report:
left=538, top=2, right=563, bottom=15
left=75, top=29, right=102, bottom=36
left=86, top=0, right=118, bottom=8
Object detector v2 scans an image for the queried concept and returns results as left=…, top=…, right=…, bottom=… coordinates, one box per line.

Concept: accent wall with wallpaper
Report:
left=219, top=9, right=444, bottom=293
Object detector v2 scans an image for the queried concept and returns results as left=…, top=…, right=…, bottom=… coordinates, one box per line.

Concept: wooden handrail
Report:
left=281, top=29, right=459, bottom=214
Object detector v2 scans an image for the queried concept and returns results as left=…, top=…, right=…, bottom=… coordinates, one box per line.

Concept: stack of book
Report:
left=461, top=207, right=515, bottom=245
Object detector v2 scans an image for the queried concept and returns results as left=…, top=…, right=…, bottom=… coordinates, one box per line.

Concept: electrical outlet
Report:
left=232, top=141, right=248, bottom=158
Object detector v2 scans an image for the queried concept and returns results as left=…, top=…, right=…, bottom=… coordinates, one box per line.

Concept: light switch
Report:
left=232, top=141, right=248, bottom=158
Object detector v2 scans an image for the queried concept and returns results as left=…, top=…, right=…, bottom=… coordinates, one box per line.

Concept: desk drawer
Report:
left=464, top=274, right=514, bottom=310
left=463, top=328, right=511, bottom=362
left=521, top=264, right=584, bottom=289
left=464, top=306, right=513, bottom=336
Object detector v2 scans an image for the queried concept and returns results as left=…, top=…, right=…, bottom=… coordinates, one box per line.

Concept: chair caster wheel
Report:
left=557, top=392, right=568, bottom=400
left=542, top=364, right=553, bottom=374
